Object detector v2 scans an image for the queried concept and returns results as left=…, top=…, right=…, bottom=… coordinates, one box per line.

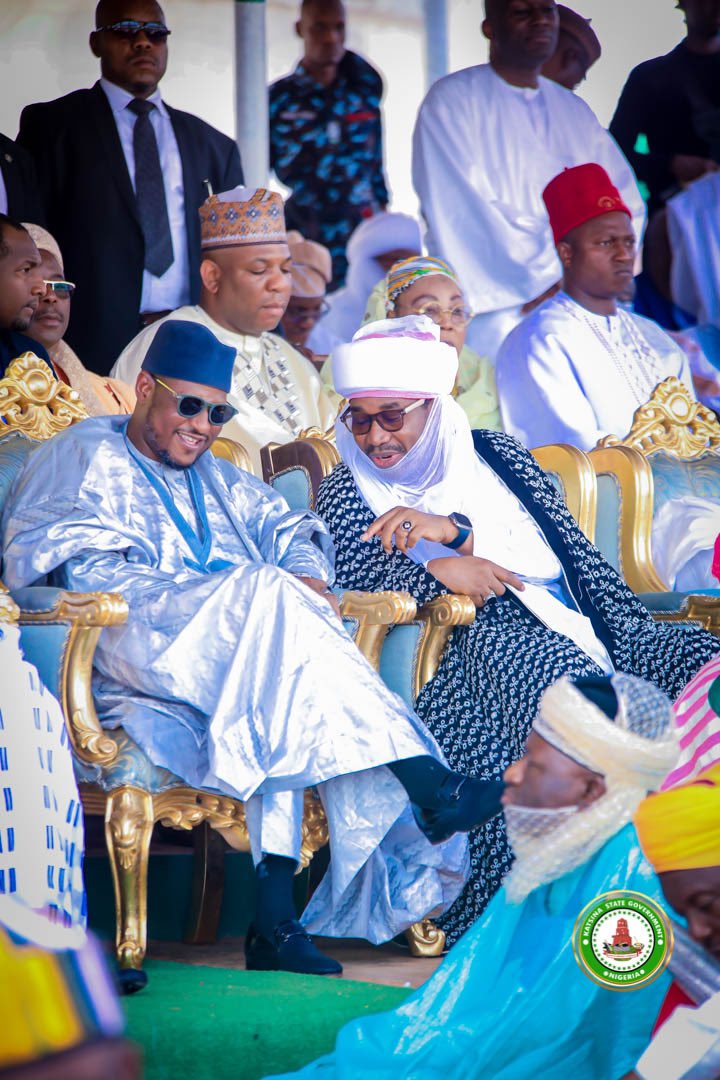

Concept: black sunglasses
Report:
left=96, top=19, right=171, bottom=42
left=340, top=398, right=428, bottom=435
left=153, top=376, right=238, bottom=425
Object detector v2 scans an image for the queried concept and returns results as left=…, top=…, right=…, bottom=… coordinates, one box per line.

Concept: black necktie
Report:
left=127, top=98, right=174, bottom=278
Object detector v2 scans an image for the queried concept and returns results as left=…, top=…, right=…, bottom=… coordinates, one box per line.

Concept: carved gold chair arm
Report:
left=340, top=589, right=417, bottom=672
left=16, top=590, right=128, bottom=767
left=0, top=582, right=20, bottom=622
left=414, top=594, right=476, bottom=699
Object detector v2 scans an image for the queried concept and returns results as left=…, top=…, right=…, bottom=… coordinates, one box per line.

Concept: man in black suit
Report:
left=17, top=0, right=243, bottom=376
left=0, top=214, right=51, bottom=379
left=0, top=134, right=44, bottom=223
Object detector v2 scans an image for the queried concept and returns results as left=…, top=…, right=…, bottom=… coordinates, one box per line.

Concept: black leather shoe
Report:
left=413, top=775, right=504, bottom=844
left=115, top=967, right=149, bottom=995
left=244, top=920, right=343, bottom=976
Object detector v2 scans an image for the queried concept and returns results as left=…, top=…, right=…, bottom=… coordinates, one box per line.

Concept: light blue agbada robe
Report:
left=272, top=824, right=670, bottom=1080
left=1, top=416, right=468, bottom=943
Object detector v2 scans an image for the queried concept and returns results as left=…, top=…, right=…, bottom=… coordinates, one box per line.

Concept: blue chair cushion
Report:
left=379, top=623, right=423, bottom=708
left=640, top=588, right=720, bottom=613
left=271, top=467, right=312, bottom=512
left=594, top=473, right=622, bottom=572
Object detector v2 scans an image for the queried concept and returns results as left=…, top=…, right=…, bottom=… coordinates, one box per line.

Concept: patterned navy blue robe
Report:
left=317, top=430, right=719, bottom=944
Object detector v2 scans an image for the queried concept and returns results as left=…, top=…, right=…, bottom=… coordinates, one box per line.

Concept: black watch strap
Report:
left=445, top=512, right=472, bottom=550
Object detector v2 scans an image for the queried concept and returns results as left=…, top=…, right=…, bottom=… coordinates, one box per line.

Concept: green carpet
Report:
left=124, top=960, right=410, bottom=1080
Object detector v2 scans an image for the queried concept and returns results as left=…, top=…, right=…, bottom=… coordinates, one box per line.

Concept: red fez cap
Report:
left=542, top=163, right=632, bottom=245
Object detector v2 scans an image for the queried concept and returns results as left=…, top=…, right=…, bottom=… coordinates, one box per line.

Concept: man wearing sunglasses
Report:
left=0, top=214, right=52, bottom=378
left=317, top=314, right=719, bottom=946
left=16, top=0, right=243, bottom=377
left=4, top=316, right=513, bottom=978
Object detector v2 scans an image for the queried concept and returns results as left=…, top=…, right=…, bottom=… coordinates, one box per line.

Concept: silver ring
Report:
left=401, top=520, right=413, bottom=531
left=483, top=591, right=495, bottom=602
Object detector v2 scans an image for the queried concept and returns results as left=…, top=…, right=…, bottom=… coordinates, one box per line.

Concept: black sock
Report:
left=254, top=854, right=298, bottom=937
left=388, top=755, right=457, bottom=809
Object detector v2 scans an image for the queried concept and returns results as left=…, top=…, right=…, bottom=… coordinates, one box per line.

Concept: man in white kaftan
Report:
left=412, top=0, right=645, bottom=361
left=497, top=163, right=695, bottom=451
left=2, top=319, right=511, bottom=977
left=111, top=187, right=340, bottom=473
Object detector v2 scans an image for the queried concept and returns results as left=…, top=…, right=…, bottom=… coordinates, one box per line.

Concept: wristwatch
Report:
left=445, top=512, right=473, bottom=550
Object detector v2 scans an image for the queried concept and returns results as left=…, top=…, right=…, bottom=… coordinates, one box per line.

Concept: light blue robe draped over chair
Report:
left=588, top=377, right=720, bottom=635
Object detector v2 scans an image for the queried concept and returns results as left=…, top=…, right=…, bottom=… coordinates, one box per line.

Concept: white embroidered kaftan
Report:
left=496, top=292, right=694, bottom=451
left=412, top=66, right=645, bottom=329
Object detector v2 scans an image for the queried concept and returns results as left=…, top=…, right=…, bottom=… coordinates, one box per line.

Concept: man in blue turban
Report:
left=1, top=318, right=506, bottom=978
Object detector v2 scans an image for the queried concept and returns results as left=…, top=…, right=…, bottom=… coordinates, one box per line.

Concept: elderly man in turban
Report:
left=629, top=766, right=720, bottom=1080
left=111, top=187, right=340, bottom=472
left=1, top=317, right=518, bottom=977
left=316, top=314, right=718, bottom=945
left=272, top=674, right=680, bottom=1079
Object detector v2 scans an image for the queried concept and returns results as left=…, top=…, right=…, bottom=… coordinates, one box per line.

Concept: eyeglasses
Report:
left=284, top=301, right=330, bottom=324
left=412, top=302, right=473, bottom=328
left=96, top=19, right=171, bottom=42
left=153, top=376, right=238, bottom=425
left=43, top=280, right=76, bottom=298
left=340, top=398, right=428, bottom=435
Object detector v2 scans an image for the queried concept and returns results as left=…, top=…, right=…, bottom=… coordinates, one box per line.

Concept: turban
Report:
left=535, top=673, right=679, bottom=790
left=543, top=163, right=632, bottom=245
left=142, top=320, right=236, bottom=393
left=634, top=764, right=720, bottom=875
left=200, top=187, right=286, bottom=251
left=287, top=231, right=332, bottom=298
left=331, top=315, right=458, bottom=400
left=557, top=5, right=601, bottom=66
left=503, top=674, right=679, bottom=903
left=385, top=256, right=462, bottom=308
left=22, top=223, right=64, bottom=271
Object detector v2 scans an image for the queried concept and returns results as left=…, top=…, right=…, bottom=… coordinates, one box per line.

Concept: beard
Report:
left=143, top=411, right=190, bottom=471
left=10, top=313, right=31, bottom=332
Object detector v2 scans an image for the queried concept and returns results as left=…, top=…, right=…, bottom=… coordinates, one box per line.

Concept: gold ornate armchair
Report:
left=531, top=443, right=597, bottom=537
left=590, top=377, right=720, bottom=632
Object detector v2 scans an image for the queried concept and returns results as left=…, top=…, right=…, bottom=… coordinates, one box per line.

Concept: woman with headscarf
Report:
left=22, top=224, right=135, bottom=416
left=372, top=254, right=502, bottom=431
left=310, top=211, right=421, bottom=353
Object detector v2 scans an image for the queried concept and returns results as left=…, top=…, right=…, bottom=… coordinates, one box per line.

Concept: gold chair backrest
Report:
left=531, top=443, right=597, bottom=539
left=211, top=436, right=254, bottom=474
left=598, top=376, right=720, bottom=460
left=0, top=353, right=88, bottom=440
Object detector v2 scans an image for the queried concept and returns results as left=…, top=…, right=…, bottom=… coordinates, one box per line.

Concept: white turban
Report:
left=332, top=315, right=458, bottom=399
left=504, top=674, right=680, bottom=904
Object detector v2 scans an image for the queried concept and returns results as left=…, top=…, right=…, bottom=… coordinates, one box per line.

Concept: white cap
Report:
left=332, top=315, right=458, bottom=399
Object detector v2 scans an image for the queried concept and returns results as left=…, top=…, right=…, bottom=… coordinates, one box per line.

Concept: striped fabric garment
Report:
left=664, top=654, right=720, bottom=789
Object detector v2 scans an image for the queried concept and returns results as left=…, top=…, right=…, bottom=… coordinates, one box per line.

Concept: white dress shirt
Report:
left=100, top=78, right=189, bottom=313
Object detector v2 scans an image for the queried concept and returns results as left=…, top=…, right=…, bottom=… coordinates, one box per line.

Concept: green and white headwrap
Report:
left=385, top=256, right=461, bottom=311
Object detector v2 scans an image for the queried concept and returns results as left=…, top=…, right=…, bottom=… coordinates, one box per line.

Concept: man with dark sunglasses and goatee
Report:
left=16, top=0, right=243, bottom=377
left=2, top=316, right=513, bottom=981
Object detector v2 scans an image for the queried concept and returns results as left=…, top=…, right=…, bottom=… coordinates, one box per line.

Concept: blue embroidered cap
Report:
left=142, top=320, right=236, bottom=392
